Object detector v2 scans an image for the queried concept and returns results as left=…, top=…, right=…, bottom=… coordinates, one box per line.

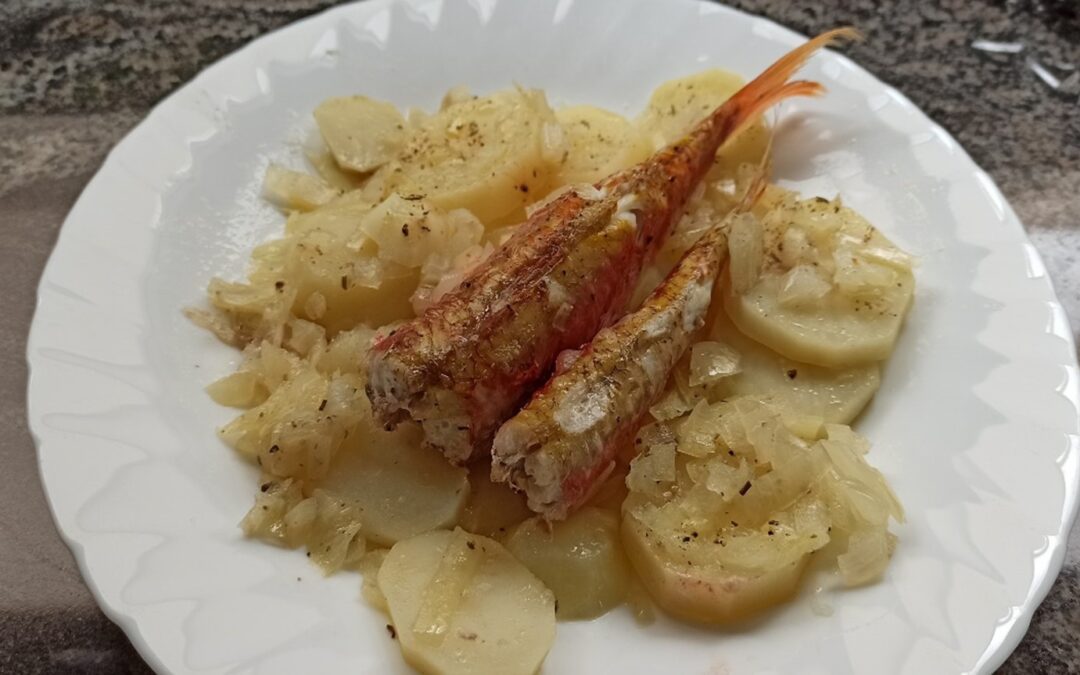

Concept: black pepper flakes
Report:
left=386, top=624, right=397, bottom=639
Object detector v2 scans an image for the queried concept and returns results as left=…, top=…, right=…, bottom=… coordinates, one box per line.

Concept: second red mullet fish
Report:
left=366, top=29, right=854, bottom=464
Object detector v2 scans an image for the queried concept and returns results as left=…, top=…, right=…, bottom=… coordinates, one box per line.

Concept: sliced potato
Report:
left=624, top=403, right=822, bottom=624
left=554, top=105, right=652, bottom=185
left=624, top=395, right=902, bottom=622
left=386, top=88, right=558, bottom=223
left=285, top=228, right=419, bottom=334
left=706, top=310, right=881, bottom=424
left=305, top=143, right=363, bottom=191
left=314, top=422, right=469, bottom=547
left=459, top=463, right=532, bottom=538
left=724, top=194, right=915, bottom=368
left=636, top=69, right=770, bottom=178
left=622, top=506, right=811, bottom=624
left=504, top=507, right=630, bottom=619
left=380, top=529, right=556, bottom=675
left=314, top=96, right=407, bottom=172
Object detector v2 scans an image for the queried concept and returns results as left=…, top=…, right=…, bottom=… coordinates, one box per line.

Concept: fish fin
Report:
left=736, top=118, right=774, bottom=210
left=735, top=161, right=770, bottom=211
left=719, top=27, right=859, bottom=137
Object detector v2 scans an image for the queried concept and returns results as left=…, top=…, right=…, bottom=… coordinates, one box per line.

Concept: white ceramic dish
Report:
left=26, top=0, right=1080, bottom=673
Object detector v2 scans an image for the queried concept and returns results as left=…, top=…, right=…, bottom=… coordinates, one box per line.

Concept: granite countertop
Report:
left=1, top=0, right=1077, bottom=672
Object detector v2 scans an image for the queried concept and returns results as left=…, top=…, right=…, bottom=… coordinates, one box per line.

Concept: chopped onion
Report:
left=702, top=458, right=752, bottom=500
left=541, top=121, right=568, bottom=165
left=777, top=264, right=832, bottom=308
left=206, top=371, right=267, bottom=408
left=689, top=341, right=742, bottom=386
left=837, top=529, right=894, bottom=586
left=777, top=226, right=812, bottom=268
left=832, top=248, right=896, bottom=298
left=676, top=401, right=723, bottom=457
left=636, top=421, right=677, bottom=449
left=262, top=164, right=340, bottom=212
left=649, top=386, right=694, bottom=422
left=627, top=442, right=678, bottom=495
left=820, top=430, right=904, bottom=522
left=727, top=212, right=764, bottom=295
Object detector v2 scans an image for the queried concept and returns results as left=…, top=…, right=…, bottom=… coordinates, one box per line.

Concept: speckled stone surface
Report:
left=1, top=0, right=1077, bottom=672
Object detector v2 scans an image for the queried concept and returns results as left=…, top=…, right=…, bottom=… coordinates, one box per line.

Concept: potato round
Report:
left=314, top=95, right=407, bottom=173
left=315, top=423, right=469, bottom=547
left=504, top=507, right=631, bottom=619
left=379, top=529, right=556, bottom=675
left=707, top=310, right=881, bottom=424
left=724, top=195, right=915, bottom=368
left=622, top=507, right=808, bottom=624
left=554, top=105, right=652, bottom=185
left=387, top=89, right=557, bottom=223
left=636, top=69, right=770, bottom=178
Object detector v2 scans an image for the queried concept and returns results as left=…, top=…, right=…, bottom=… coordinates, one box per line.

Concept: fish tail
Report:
left=717, top=27, right=859, bottom=138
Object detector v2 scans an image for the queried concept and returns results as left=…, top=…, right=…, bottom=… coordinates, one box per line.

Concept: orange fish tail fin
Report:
left=720, top=27, right=859, bottom=137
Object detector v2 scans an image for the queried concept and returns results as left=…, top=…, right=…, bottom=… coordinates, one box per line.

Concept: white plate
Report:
left=26, top=0, right=1080, bottom=673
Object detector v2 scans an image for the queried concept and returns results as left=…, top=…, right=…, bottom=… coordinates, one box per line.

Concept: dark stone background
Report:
left=1, top=1, right=1077, bottom=672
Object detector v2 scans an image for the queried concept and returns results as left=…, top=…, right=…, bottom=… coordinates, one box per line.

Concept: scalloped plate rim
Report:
left=25, top=0, right=1080, bottom=673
